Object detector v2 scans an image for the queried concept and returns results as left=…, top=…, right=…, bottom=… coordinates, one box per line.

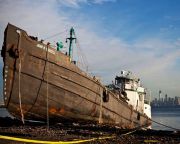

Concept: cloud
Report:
left=0, top=1, right=73, bottom=42
left=55, top=0, right=116, bottom=8
left=0, top=0, right=179, bottom=98
left=57, top=0, right=87, bottom=8
left=75, top=26, right=180, bottom=98
left=93, top=0, right=116, bottom=4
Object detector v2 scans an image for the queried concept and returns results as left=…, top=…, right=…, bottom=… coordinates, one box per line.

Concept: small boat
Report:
left=1, top=23, right=151, bottom=128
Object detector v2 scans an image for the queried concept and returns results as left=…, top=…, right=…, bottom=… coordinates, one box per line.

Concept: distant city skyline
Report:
left=156, top=90, right=179, bottom=99
left=151, top=89, right=180, bottom=106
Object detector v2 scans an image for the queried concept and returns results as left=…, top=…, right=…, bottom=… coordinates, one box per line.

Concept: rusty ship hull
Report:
left=1, top=24, right=151, bottom=128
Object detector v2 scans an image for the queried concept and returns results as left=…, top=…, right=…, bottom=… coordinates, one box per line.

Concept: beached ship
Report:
left=1, top=23, right=151, bottom=128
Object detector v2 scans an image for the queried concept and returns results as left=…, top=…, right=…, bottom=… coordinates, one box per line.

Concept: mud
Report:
left=0, top=117, right=180, bottom=144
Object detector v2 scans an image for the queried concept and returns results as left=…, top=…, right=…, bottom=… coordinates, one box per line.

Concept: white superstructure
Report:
left=114, top=70, right=151, bottom=119
left=144, top=103, right=151, bottom=118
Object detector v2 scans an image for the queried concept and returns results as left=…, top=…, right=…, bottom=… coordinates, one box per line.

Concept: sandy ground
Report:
left=0, top=117, right=180, bottom=144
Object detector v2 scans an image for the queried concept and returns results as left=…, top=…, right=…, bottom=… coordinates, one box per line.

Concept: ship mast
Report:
left=66, top=27, right=76, bottom=61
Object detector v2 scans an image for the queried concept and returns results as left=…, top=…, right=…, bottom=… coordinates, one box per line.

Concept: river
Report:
left=152, top=107, right=180, bottom=130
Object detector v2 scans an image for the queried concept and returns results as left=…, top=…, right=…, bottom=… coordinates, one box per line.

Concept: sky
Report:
left=0, top=0, right=180, bottom=100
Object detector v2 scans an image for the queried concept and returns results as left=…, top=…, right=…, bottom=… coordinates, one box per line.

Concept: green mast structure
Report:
left=66, top=27, right=76, bottom=61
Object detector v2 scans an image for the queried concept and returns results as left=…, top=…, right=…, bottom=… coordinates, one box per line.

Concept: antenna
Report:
left=66, top=27, right=76, bottom=61
left=159, top=90, right=162, bottom=101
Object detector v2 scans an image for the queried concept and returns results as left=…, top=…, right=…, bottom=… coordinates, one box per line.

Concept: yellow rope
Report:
left=0, top=135, right=115, bottom=144
left=144, top=140, right=160, bottom=143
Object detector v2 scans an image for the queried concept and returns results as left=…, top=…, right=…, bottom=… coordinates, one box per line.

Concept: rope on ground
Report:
left=0, top=135, right=116, bottom=144
left=0, top=123, right=155, bottom=143
left=144, top=140, right=160, bottom=143
left=151, top=119, right=180, bottom=131
left=121, top=129, right=138, bottom=136
left=0, top=127, right=144, bottom=144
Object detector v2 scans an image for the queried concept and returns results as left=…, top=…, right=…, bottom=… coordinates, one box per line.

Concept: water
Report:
left=152, top=107, right=180, bottom=130
left=0, top=108, right=11, bottom=117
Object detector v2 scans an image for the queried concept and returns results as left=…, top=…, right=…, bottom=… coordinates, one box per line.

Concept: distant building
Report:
left=174, top=96, right=180, bottom=105
left=151, top=93, right=180, bottom=107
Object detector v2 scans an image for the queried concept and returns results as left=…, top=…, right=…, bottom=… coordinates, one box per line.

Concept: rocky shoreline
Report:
left=0, top=117, right=180, bottom=144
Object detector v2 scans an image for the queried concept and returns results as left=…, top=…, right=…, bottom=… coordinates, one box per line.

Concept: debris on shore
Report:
left=0, top=117, right=180, bottom=144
